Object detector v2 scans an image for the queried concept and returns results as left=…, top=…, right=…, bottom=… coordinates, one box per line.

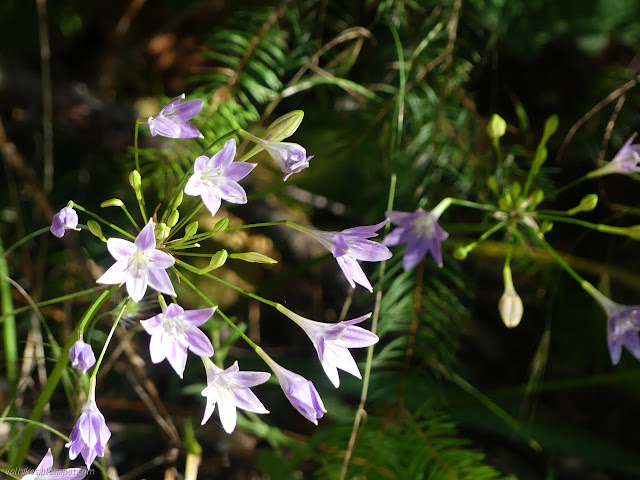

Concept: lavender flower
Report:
left=280, top=306, right=378, bottom=387
left=590, top=135, right=640, bottom=177
left=140, top=303, right=215, bottom=378
left=22, top=449, right=87, bottom=480
left=583, top=282, right=640, bottom=365
left=51, top=206, right=79, bottom=238
left=69, top=338, right=96, bottom=373
left=383, top=209, right=449, bottom=270
left=258, top=350, right=326, bottom=424
left=184, top=139, right=255, bottom=216
left=201, top=358, right=270, bottom=433
left=147, top=94, right=204, bottom=139
left=66, top=383, right=111, bottom=468
left=241, top=131, right=312, bottom=180
left=96, top=220, right=175, bottom=302
left=301, top=220, right=391, bottom=292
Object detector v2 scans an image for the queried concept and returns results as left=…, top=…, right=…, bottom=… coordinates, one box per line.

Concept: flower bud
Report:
left=453, top=246, right=468, bottom=260
left=499, top=285, right=523, bottom=328
left=100, top=198, right=124, bottom=208
left=87, top=220, right=106, bottom=242
left=184, top=221, right=198, bottom=240
left=213, top=217, right=229, bottom=233
left=532, top=189, right=545, bottom=207
left=265, top=110, right=304, bottom=142
left=568, top=194, right=598, bottom=215
left=155, top=222, right=170, bottom=240
left=487, top=114, right=507, bottom=139
left=167, top=210, right=180, bottom=228
left=69, top=338, right=96, bottom=373
left=540, top=221, right=554, bottom=234
left=543, top=114, right=559, bottom=140
left=173, top=190, right=184, bottom=209
left=229, top=252, right=278, bottom=264
left=486, top=176, right=498, bottom=195
left=129, top=170, right=142, bottom=190
left=197, top=250, right=228, bottom=274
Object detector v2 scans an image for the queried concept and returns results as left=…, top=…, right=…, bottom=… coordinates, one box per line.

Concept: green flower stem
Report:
left=172, top=220, right=292, bottom=250
left=528, top=228, right=586, bottom=285
left=0, top=238, right=18, bottom=463
left=120, top=203, right=140, bottom=230
left=178, top=273, right=259, bottom=350
left=174, top=259, right=278, bottom=308
left=0, top=417, right=69, bottom=442
left=90, top=298, right=129, bottom=381
left=225, top=220, right=288, bottom=231
left=134, top=118, right=149, bottom=221
left=502, top=239, right=514, bottom=290
left=72, top=203, right=135, bottom=239
left=2, top=227, right=51, bottom=258
left=0, top=286, right=107, bottom=324
left=537, top=214, right=632, bottom=238
left=461, top=220, right=507, bottom=256
left=550, top=173, right=591, bottom=198
left=14, top=286, right=116, bottom=467
left=167, top=203, right=203, bottom=241
left=431, top=197, right=496, bottom=219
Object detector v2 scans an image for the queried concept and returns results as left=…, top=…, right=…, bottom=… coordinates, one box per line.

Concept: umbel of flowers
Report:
left=43, top=95, right=392, bottom=469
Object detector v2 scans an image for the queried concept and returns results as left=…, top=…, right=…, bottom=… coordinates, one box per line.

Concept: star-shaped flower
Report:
left=184, top=139, right=255, bottom=216
left=22, top=449, right=87, bottom=480
left=96, top=220, right=176, bottom=302
left=383, top=209, right=449, bottom=270
left=304, top=220, right=392, bottom=292
left=141, top=303, right=215, bottom=378
left=281, top=306, right=378, bottom=387
left=200, top=358, right=270, bottom=433
left=606, top=304, right=640, bottom=365
left=590, top=135, right=640, bottom=177
left=51, top=206, right=79, bottom=238
left=147, top=94, right=204, bottom=139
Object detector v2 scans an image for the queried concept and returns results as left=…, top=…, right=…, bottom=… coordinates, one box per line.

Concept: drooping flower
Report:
left=22, top=449, right=87, bottom=480
left=383, top=209, right=449, bottom=270
left=66, top=382, right=111, bottom=468
left=279, top=305, right=378, bottom=387
left=201, top=358, right=270, bottom=433
left=147, top=94, right=204, bottom=139
left=69, top=338, right=96, bottom=373
left=51, top=206, right=79, bottom=238
left=582, top=282, right=640, bottom=365
left=184, top=139, right=255, bottom=216
left=589, top=135, right=640, bottom=178
left=300, top=220, right=391, bottom=292
left=257, top=349, right=326, bottom=424
left=140, top=303, right=215, bottom=378
left=241, top=131, right=312, bottom=180
left=96, top=220, right=175, bottom=303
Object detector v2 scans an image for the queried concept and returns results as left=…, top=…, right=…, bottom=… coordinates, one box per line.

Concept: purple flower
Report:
left=22, top=449, right=87, bottom=480
left=281, top=306, right=378, bottom=387
left=140, top=303, right=215, bottom=378
left=66, top=384, right=111, bottom=468
left=262, top=141, right=313, bottom=180
left=303, top=220, right=392, bottom=292
left=184, top=139, right=255, bottom=216
left=606, top=305, right=640, bottom=365
left=259, top=351, right=326, bottom=424
left=383, top=209, right=449, bottom=270
left=147, top=94, right=204, bottom=139
left=591, top=135, right=640, bottom=177
left=69, top=338, right=96, bottom=373
left=201, top=358, right=270, bottom=433
left=96, top=220, right=175, bottom=303
left=51, top=206, right=79, bottom=238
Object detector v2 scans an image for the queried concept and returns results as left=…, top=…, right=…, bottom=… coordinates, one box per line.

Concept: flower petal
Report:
left=336, top=325, right=379, bottom=348
left=336, top=255, right=372, bottom=292
left=149, top=332, right=166, bottom=363
left=140, top=313, right=163, bottom=334
left=148, top=249, right=175, bottom=269
left=224, top=161, right=256, bottom=181
left=135, top=221, right=156, bottom=251
left=96, top=261, right=128, bottom=285
left=184, top=174, right=204, bottom=196
left=346, top=239, right=392, bottom=262
left=232, top=387, right=269, bottom=414
left=166, top=99, right=203, bottom=123
left=107, top=238, right=136, bottom=261
left=212, top=139, right=237, bottom=169
left=226, top=370, right=271, bottom=387
left=185, top=327, right=214, bottom=357
left=201, top=398, right=217, bottom=425
left=201, top=190, right=222, bottom=216
left=35, top=449, right=54, bottom=474
left=176, top=122, right=203, bottom=139
left=217, top=179, right=247, bottom=204
left=147, top=268, right=176, bottom=297
left=217, top=396, right=237, bottom=434
left=166, top=341, right=188, bottom=378
left=126, top=273, right=148, bottom=303
left=182, top=307, right=215, bottom=326
left=148, top=115, right=182, bottom=138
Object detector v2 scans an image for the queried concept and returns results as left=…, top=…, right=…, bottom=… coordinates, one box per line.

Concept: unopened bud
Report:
left=487, top=176, right=499, bottom=195
left=568, top=194, right=598, bottom=215
left=499, top=285, right=523, bottom=328
left=129, top=170, right=142, bottom=190
left=87, top=220, right=106, bottom=242
left=540, top=221, right=554, bottom=234
left=543, top=114, right=559, bottom=140
left=184, top=221, right=198, bottom=240
left=229, top=252, right=278, bottom=264
left=198, top=250, right=228, bottom=274
left=213, top=217, right=229, bottom=233
left=510, top=182, right=522, bottom=202
left=487, top=114, right=507, bottom=139
left=265, top=110, right=304, bottom=142
left=532, top=189, right=545, bottom=207
left=174, top=190, right=184, bottom=209
left=453, top=246, right=468, bottom=260
left=167, top=210, right=180, bottom=228
left=155, top=222, right=170, bottom=241
left=625, top=225, right=640, bottom=240
left=100, top=198, right=124, bottom=208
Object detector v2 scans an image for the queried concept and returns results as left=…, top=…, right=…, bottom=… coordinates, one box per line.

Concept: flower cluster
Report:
left=47, top=95, right=389, bottom=469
